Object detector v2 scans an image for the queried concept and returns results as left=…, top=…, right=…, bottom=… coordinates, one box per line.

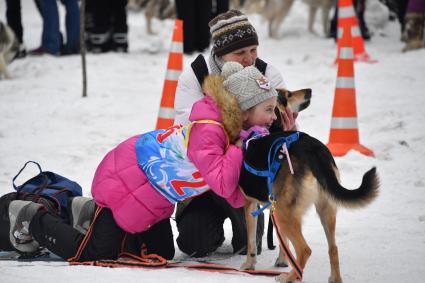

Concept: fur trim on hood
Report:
left=202, top=75, right=242, bottom=143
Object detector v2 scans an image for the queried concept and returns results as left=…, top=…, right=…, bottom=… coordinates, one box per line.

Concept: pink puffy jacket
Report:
left=91, top=96, right=245, bottom=233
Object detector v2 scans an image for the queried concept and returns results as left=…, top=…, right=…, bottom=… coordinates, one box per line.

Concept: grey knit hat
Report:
left=209, top=10, right=259, bottom=57
left=222, top=62, right=277, bottom=111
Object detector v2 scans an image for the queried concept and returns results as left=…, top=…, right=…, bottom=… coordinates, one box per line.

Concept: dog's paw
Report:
left=240, top=258, right=256, bottom=270
left=274, top=256, right=288, bottom=267
left=275, top=273, right=291, bottom=282
left=328, top=275, right=343, bottom=283
left=275, top=271, right=298, bottom=283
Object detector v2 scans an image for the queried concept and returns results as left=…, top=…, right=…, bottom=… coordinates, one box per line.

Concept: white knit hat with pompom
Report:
left=222, top=62, right=277, bottom=111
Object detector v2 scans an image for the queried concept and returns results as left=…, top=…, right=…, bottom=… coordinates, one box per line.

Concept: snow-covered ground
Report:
left=1, top=1, right=425, bottom=282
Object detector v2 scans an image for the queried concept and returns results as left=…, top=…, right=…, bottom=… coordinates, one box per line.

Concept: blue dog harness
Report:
left=243, top=132, right=300, bottom=217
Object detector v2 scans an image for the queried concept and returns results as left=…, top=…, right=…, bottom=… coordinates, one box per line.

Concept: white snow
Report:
left=1, top=1, right=425, bottom=283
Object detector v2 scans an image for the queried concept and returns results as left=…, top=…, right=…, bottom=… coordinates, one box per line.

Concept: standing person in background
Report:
left=175, top=0, right=213, bottom=54
left=85, top=0, right=129, bottom=53
left=402, top=0, right=425, bottom=51
left=29, top=0, right=80, bottom=55
left=174, top=9, right=298, bottom=258
left=329, top=0, right=371, bottom=40
left=4, top=0, right=43, bottom=58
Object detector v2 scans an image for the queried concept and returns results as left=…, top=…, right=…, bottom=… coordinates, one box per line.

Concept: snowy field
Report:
left=1, top=1, right=425, bottom=282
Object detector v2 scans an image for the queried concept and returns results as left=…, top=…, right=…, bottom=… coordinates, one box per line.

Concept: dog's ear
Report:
left=277, top=89, right=289, bottom=108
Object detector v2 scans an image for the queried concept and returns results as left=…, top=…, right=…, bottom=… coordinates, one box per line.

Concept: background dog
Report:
left=128, top=0, right=175, bottom=35
left=243, top=0, right=335, bottom=37
left=239, top=88, right=379, bottom=283
left=0, top=22, right=19, bottom=79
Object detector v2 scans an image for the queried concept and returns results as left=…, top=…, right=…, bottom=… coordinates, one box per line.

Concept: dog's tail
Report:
left=323, top=166, right=380, bottom=209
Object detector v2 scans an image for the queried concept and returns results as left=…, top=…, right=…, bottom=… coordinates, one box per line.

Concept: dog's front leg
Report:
left=240, top=199, right=258, bottom=270
left=0, top=56, right=11, bottom=79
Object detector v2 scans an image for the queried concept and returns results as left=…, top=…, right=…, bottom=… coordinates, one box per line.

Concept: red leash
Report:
left=68, top=213, right=283, bottom=277
left=70, top=254, right=284, bottom=277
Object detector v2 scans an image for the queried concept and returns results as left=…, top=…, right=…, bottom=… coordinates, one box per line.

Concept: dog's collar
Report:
left=243, top=132, right=299, bottom=217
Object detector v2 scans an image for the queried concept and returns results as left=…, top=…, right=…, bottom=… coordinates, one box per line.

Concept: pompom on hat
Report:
left=222, top=62, right=277, bottom=111
left=209, top=10, right=259, bottom=57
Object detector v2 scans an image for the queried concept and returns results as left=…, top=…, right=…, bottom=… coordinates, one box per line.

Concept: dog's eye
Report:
left=287, top=91, right=293, bottom=97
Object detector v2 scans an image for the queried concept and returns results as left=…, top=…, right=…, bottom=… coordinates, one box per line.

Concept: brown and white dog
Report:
left=243, top=0, right=335, bottom=37
left=0, top=21, right=19, bottom=79
left=128, top=0, right=175, bottom=35
left=239, top=88, right=379, bottom=283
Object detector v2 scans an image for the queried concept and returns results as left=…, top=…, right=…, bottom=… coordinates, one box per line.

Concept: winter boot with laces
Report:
left=69, top=197, right=96, bottom=235
left=8, top=200, right=43, bottom=253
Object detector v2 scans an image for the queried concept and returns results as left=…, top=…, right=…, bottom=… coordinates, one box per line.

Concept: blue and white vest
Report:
left=135, top=120, right=223, bottom=204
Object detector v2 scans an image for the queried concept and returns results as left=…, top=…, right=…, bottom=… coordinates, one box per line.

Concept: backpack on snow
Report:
left=0, top=161, right=83, bottom=251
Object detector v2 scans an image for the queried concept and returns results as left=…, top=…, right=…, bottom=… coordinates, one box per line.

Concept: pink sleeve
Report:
left=187, top=123, right=245, bottom=208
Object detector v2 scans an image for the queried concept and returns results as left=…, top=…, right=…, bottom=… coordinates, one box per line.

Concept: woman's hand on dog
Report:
left=281, top=108, right=298, bottom=131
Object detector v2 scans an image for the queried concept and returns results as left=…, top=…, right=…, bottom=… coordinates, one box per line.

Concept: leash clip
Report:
left=270, top=198, right=277, bottom=212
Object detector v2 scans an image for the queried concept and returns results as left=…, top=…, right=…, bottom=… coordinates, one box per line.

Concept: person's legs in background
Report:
left=355, top=0, right=371, bottom=40
left=110, top=0, right=129, bottom=52
left=31, top=0, right=61, bottom=55
left=194, top=0, right=213, bottom=53
left=87, top=0, right=112, bottom=53
left=175, top=0, right=197, bottom=54
left=5, top=0, right=26, bottom=57
left=61, top=0, right=80, bottom=54
left=329, top=0, right=371, bottom=40
left=212, top=0, right=229, bottom=18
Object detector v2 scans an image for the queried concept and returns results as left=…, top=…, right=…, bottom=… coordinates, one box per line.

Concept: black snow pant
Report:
left=5, top=0, right=23, bottom=43
left=175, top=0, right=213, bottom=54
left=30, top=207, right=175, bottom=261
left=212, top=0, right=230, bottom=19
left=85, top=0, right=128, bottom=52
left=330, top=0, right=371, bottom=40
left=176, top=191, right=264, bottom=257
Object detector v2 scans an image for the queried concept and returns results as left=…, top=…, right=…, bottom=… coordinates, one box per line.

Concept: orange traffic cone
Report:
left=327, top=28, right=374, bottom=157
left=336, top=0, right=376, bottom=63
left=155, top=19, right=183, bottom=129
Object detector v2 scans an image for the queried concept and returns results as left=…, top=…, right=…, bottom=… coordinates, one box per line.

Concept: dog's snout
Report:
left=304, top=89, right=312, bottom=99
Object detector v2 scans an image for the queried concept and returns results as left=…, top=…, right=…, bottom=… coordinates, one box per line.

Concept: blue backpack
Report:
left=0, top=161, right=83, bottom=252
left=12, top=161, right=83, bottom=218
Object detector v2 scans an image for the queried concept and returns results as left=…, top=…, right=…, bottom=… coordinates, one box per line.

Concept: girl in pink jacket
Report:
left=8, top=62, right=278, bottom=262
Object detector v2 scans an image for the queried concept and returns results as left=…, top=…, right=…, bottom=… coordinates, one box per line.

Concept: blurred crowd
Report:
left=3, top=0, right=425, bottom=60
